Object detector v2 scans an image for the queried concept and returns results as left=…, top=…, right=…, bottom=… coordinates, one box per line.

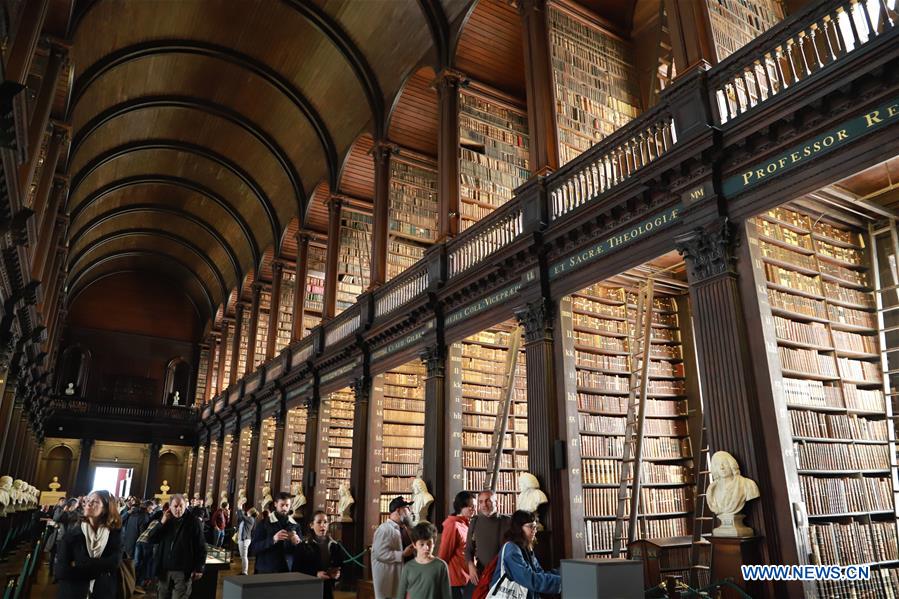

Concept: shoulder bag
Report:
left=488, top=543, right=529, bottom=599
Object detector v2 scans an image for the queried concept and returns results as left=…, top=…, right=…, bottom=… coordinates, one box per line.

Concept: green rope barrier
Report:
left=336, top=542, right=368, bottom=568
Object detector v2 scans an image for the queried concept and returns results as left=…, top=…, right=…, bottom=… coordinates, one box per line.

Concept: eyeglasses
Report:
left=523, top=522, right=538, bottom=529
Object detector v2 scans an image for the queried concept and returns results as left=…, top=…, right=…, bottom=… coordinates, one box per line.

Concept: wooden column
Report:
left=144, top=442, right=162, bottom=500
left=421, top=346, right=450, bottom=520
left=245, top=285, right=261, bottom=375
left=434, top=69, right=464, bottom=240
left=245, top=414, right=262, bottom=506
left=323, top=199, right=343, bottom=320
left=515, top=299, right=565, bottom=568
left=3, top=407, right=23, bottom=475
left=266, top=260, right=284, bottom=358
left=0, top=388, right=15, bottom=474
left=19, top=45, right=66, bottom=196
left=663, top=0, right=718, bottom=75
left=230, top=304, right=244, bottom=386
left=198, top=437, right=212, bottom=503
left=269, top=403, right=287, bottom=494
left=5, top=0, right=50, bottom=84
left=675, top=220, right=777, bottom=561
left=301, top=395, right=320, bottom=522
left=349, top=376, right=371, bottom=552
left=518, top=0, right=560, bottom=175
left=292, top=233, right=311, bottom=341
left=227, top=424, right=241, bottom=515
left=217, top=323, right=229, bottom=394
left=74, top=437, right=94, bottom=495
left=369, top=141, right=395, bottom=288
left=212, top=430, right=226, bottom=504
left=187, top=446, right=199, bottom=498
left=205, top=334, right=218, bottom=403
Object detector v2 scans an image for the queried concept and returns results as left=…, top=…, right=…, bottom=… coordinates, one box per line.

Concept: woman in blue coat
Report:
left=489, top=510, right=561, bottom=599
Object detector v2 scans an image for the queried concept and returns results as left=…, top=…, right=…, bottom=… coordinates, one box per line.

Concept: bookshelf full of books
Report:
left=219, top=434, right=233, bottom=502
left=388, top=157, right=438, bottom=280
left=281, top=405, right=307, bottom=494
left=454, top=323, right=528, bottom=515
left=220, top=321, right=235, bottom=393
left=234, top=427, right=253, bottom=502
left=208, top=341, right=219, bottom=399
left=315, top=389, right=355, bottom=516
left=548, top=3, right=642, bottom=166
left=305, top=243, right=327, bottom=319
left=236, top=311, right=251, bottom=378
left=275, top=268, right=296, bottom=353
left=195, top=347, right=209, bottom=404
left=458, top=89, right=530, bottom=230
left=204, top=440, right=219, bottom=500
left=704, top=0, right=783, bottom=61
left=254, top=289, right=272, bottom=369
left=377, top=361, right=426, bottom=519
left=255, top=416, right=277, bottom=495
left=748, top=205, right=899, bottom=595
left=561, top=282, right=694, bottom=558
left=193, top=445, right=206, bottom=499
left=337, top=209, right=373, bottom=314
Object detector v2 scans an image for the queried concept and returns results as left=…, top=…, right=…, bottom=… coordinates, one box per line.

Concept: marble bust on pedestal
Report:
left=706, top=451, right=761, bottom=537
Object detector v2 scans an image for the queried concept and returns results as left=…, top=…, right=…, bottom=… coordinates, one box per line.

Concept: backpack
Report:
left=472, top=554, right=499, bottom=599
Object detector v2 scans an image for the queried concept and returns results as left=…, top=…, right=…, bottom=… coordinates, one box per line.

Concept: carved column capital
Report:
left=420, top=345, right=445, bottom=379
left=675, top=218, right=738, bottom=283
left=371, top=139, right=398, bottom=164
left=431, top=68, right=469, bottom=93
left=271, top=259, right=285, bottom=277
left=350, top=376, right=370, bottom=406
left=515, top=298, right=554, bottom=344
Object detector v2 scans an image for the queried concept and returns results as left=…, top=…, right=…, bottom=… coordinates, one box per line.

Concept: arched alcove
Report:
left=57, top=345, right=91, bottom=397
left=163, top=357, right=192, bottom=405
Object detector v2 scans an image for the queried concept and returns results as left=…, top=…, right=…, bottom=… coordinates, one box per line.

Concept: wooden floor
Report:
left=28, top=552, right=357, bottom=598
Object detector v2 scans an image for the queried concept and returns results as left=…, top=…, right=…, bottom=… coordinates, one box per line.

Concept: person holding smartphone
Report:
left=146, top=494, right=206, bottom=599
left=250, top=492, right=302, bottom=573
left=294, top=511, right=342, bottom=599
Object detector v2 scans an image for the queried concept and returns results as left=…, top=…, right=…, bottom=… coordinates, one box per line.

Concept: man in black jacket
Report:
left=147, top=494, right=206, bottom=599
left=249, top=491, right=301, bottom=573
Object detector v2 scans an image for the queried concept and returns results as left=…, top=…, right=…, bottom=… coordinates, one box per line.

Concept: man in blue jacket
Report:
left=249, top=492, right=301, bottom=573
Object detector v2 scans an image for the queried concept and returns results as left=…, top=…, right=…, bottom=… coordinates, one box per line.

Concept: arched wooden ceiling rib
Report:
left=387, top=67, right=439, bottom=157
left=68, top=252, right=215, bottom=320
left=280, top=217, right=301, bottom=260
left=69, top=175, right=259, bottom=269
left=68, top=227, right=234, bottom=294
left=68, top=139, right=278, bottom=257
left=305, top=181, right=331, bottom=234
left=70, top=95, right=298, bottom=230
left=68, top=206, right=243, bottom=286
left=453, top=0, right=525, bottom=99
left=418, top=0, right=451, bottom=67
left=68, top=39, right=339, bottom=189
left=338, top=134, right=375, bottom=199
left=68, top=231, right=229, bottom=302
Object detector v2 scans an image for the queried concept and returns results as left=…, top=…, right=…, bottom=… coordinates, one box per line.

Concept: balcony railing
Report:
left=197, top=0, right=895, bottom=421
left=709, top=0, right=897, bottom=125
left=49, top=398, right=200, bottom=422
left=447, top=199, right=524, bottom=278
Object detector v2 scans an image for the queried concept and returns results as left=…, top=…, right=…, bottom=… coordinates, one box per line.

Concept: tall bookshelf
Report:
left=221, top=321, right=235, bottom=392
left=377, top=361, right=426, bottom=519
left=236, top=313, right=251, bottom=378
left=209, top=338, right=219, bottom=397
left=254, top=289, right=271, bottom=368
left=205, top=441, right=219, bottom=501
left=184, top=449, right=194, bottom=495
left=548, top=3, right=642, bottom=166
left=315, top=388, right=355, bottom=515
left=564, top=283, right=694, bottom=562
left=193, top=446, right=206, bottom=499
left=705, top=0, right=784, bottom=61
left=459, top=89, right=530, bottom=230
left=748, top=206, right=899, bottom=596
left=234, top=427, right=253, bottom=505
left=195, top=347, right=209, bottom=404
left=337, top=209, right=372, bottom=314
left=219, top=434, right=233, bottom=505
left=305, top=243, right=326, bottom=322
left=388, top=157, right=438, bottom=281
left=281, top=405, right=307, bottom=494
left=255, top=416, right=277, bottom=498
left=275, top=268, right=295, bottom=353
left=454, top=323, right=528, bottom=515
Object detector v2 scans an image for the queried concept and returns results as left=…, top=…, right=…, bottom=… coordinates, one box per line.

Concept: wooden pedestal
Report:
left=710, top=536, right=764, bottom=599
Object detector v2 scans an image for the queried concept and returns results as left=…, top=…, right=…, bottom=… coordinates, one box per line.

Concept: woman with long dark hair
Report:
left=487, top=510, right=560, bottom=599
left=55, top=490, right=124, bottom=598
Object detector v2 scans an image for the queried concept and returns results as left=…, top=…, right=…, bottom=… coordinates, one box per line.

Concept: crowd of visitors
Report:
left=38, top=486, right=559, bottom=599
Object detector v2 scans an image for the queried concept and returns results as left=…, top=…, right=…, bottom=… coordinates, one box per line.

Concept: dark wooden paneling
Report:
left=455, top=0, right=526, bottom=99
left=339, top=134, right=375, bottom=199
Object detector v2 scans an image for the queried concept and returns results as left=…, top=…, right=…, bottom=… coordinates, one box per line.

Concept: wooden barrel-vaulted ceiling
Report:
left=64, top=0, right=472, bottom=326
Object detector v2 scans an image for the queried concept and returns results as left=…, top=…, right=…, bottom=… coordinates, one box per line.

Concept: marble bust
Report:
left=11, top=479, right=23, bottom=510
left=205, top=491, right=214, bottom=508
left=259, top=486, right=273, bottom=512
left=706, top=451, right=761, bottom=537
left=64, top=383, right=75, bottom=396
left=289, top=482, right=306, bottom=514
left=236, top=488, right=247, bottom=509
left=411, top=478, right=434, bottom=523
left=516, top=472, right=549, bottom=513
left=336, top=482, right=354, bottom=522
left=0, top=476, right=12, bottom=516
left=48, top=477, right=61, bottom=492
